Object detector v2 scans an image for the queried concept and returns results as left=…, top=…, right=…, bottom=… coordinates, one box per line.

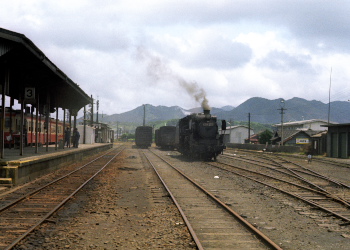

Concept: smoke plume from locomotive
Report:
left=139, top=47, right=211, bottom=110
left=178, top=78, right=210, bottom=111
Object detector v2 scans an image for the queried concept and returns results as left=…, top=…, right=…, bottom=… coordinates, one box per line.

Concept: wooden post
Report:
left=20, top=98, right=24, bottom=156
left=35, top=95, right=39, bottom=153
left=63, top=109, right=66, bottom=148
left=0, top=70, right=8, bottom=158
left=55, top=107, right=58, bottom=150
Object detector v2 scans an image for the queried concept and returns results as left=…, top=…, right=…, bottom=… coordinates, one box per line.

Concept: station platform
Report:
left=0, top=143, right=113, bottom=186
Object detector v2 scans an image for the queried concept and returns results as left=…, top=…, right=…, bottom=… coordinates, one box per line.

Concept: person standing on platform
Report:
left=73, top=128, right=80, bottom=148
left=64, top=127, right=71, bottom=148
left=7, top=130, right=13, bottom=149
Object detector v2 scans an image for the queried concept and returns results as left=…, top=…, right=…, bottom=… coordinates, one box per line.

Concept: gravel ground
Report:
left=153, top=148, right=350, bottom=250
left=13, top=145, right=195, bottom=250
left=7, top=144, right=350, bottom=249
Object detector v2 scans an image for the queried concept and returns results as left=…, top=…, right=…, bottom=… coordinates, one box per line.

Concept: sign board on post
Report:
left=296, top=138, right=309, bottom=144
left=24, top=87, right=36, bottom=104
left=24, top=87, right=35, bottom=100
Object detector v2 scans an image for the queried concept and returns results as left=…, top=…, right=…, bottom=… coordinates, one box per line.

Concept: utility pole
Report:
left=96, top=99, right=99, bottom=124
left=116, top=121, right=119, bottom=140
left=248, top=113, right=251, bottom=143
left=328, top=67, right=332, bottom=125
left=278, top=99, right=286, bottom=146
left=143, top=104, right=146, bottom=126
left=90, top=95, right=94, bottom=126
left=83, top=106, right=86, bottom=144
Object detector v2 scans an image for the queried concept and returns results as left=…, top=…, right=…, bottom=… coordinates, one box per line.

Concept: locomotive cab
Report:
left=222, top=120, right=227, bottom=131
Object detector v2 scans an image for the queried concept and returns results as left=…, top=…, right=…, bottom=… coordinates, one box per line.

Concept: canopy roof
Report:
left=0, top=27, right=91, bottom=112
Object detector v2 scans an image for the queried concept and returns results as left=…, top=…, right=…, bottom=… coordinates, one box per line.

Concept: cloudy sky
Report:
left=1, top=1, right=350, bottom=114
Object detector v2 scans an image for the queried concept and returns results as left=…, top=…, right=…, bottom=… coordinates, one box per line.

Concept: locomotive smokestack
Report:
left=203, top=109, right=210, bottom=115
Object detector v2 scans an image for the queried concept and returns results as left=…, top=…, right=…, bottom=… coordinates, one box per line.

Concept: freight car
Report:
left=158, top=126, right=176, bottom=149
left=176, top=109, right=226, bottom=160
left=135, top=126, right=153, bottom=148
left=155, top=129, right=160, bottom=147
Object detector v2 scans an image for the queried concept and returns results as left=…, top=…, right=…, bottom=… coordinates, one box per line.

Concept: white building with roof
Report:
left=274, top=119, right=335, bottom=131
left=220, top=125, right=254, bottom=144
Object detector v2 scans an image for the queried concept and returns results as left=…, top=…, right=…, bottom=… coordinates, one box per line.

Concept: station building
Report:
left=272, top=119, right=334, bottom=147
left=274, top=119, right=331, bottom=131
left=0, top=27, right=113, bottom=185
left=271, top=129, right=320, bottom=146
left=0, top=27, right=94, bottom=157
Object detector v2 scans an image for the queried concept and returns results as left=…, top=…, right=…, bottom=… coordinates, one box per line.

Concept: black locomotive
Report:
left=135, top=126, right=153, bottom=148
left=176, top=109, right=226, bottom=160
left=156, top=126, right=176, bottom=149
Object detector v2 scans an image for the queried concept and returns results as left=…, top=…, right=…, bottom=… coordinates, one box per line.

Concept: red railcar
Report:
left=3, top=110, right=64, bottom=146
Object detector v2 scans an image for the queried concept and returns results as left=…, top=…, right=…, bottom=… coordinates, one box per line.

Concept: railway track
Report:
left=0, top=147, right=123, bottom=250
left=228, top=148, right=350, bottom=169
left=144, top=149, right=282, bottom=250
left=216, top=153, right=350, bottom=226
left=223, top=152, right=350, bottom=202
left=225, top=152, right=350, bottom=190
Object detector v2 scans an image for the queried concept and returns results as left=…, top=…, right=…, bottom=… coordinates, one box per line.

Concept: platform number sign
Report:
left=24, top=87, right=35, bottom=100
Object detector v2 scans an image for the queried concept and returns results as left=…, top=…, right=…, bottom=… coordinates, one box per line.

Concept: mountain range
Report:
left=94, top=97, right=350, bottom=126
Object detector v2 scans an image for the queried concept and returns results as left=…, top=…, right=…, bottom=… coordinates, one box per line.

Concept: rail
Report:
left=145, top=149, right=282, bottom=250
left=214, top=155, right=350, bottom=226
left=0, top=147, right=124, bottom=250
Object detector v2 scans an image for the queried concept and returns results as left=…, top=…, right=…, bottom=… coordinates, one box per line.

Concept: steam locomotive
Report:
left=176, top=109, right=226, bottom=160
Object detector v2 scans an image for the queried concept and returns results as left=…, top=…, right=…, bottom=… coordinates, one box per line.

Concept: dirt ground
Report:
left=10, top=144, right=350, bottom=250
left=14, top=146, right=195, bottom=250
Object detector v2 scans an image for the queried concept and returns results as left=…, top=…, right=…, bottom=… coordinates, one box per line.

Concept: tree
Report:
left=120, top=133, right=135, bottom=141
left=259, top=130, right=273, bottom=144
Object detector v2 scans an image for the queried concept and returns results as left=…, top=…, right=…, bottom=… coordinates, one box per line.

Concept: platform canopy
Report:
left=0, top=27, right=92, bottom=112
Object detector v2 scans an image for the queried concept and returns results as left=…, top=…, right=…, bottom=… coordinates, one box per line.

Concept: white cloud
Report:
left=2, top=0, right=350, bottom=115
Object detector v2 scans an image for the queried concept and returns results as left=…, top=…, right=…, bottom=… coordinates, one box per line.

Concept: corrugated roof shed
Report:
left=0, top=27, right=91, bottom=111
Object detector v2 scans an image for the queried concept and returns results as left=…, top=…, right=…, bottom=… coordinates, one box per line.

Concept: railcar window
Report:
left=16, top=118, right=19, bottom=131
left=5, top=117, right=10, bottom=128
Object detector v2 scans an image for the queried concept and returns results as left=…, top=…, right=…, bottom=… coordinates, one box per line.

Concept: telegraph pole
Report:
left=328, top=67, right=332, bottom=125
left=96, top=99, right=99, bottom=124
left=90, top=95, right=94, bottom=126
left=116, top=121, right=119, bottom=140
left=248, top=113, right=251, bottom=143
left=143, top=104, right=146, bottom=126
left=278, top=99, right=286, bottom=146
